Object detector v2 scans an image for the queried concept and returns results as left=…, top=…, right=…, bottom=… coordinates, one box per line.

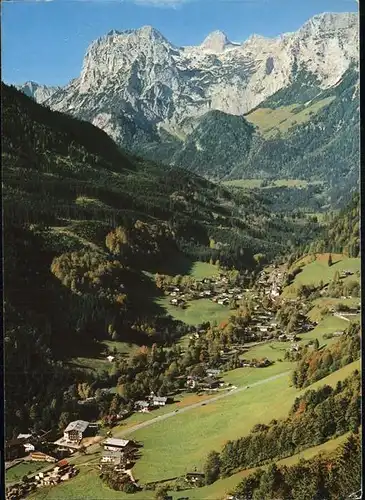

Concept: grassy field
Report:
left=308, top=297, right=360, bottom=323
left=29, top=433, right=349, bottom=500
left=177, top=432, right=351, bottom=500
left=223, top=178, right=315, bottom=189
left=157, top=297, right=232, bottom=326
left=129, top=360, right=359, bottom=484
left=67, top=356, right=114, bottom=375
left=101, top=340, right=140, bottom=358
left=245, top=97, right=336, bottom=137
left=187, top=261, right=220, bottom=279
left=6, top=462, right=49, bottom=483
left=30, top=361, right=359, bottom=500
left=284, top=254, right=360, bottom=295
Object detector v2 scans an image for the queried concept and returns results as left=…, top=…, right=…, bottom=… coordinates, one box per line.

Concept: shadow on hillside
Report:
left=142, top=252, right=194, bottom=276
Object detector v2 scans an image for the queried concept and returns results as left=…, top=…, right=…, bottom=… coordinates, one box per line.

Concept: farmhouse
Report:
left=63, top=420, right=90, bottom=444
left=103, top=438, right=131, bottom=452
left=101, top=449, right=123, bottom=466
left=206, top=368, right=221, bottom=376
left=30, top=451, right=57, bottom=462
left=152, top=396, right=168, bottom=406
left=185, top=472, right=205, bottom=483
left=135, top=400, right=151, bottom=412
left=201, top=377, right=220, bottom=389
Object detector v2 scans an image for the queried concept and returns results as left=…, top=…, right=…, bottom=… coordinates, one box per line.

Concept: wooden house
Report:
left=63, top=420, right=90, bottom=444
left=152, top=396, right=168, bottom=407
left=103, top=438, right=131, bottom=452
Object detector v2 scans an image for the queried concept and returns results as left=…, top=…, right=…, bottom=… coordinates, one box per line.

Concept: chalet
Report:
left=101, top=449, right=123, bottom=466
left=24, top=442, right=36, bottom=453
left=185, top=472, right=205, bottom=483
left=103, top=438, right=131, bottom=452
left=17, top=433, right=33, bottom=441
left=135, top=400, right=151, bottom=412
left=64, top=420, right=90, bottom=444
left=186, top=378, right=197, bottom=389
left=206, top=368, right=221, bottom=377
left=116, top=409, right=131, bottom=420
left=256, top=358, right=271, bottom=368
left=99, top=388, right=113, bottom=395
left=152, top=396, right=168, bottom=406
left=202, top=377, right=220, bottom=389
left=77, top=396, right=96, bottom=406
left=30, top=451, right=57, bottom=462
left=5, top=439, right=27, bottom=461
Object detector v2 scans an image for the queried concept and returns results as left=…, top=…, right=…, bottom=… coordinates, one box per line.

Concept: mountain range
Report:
left=17, top=11, right=359, bottom=192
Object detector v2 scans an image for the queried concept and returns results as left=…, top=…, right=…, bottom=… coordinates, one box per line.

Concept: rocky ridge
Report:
left=33, top=12, right=358, bottom=148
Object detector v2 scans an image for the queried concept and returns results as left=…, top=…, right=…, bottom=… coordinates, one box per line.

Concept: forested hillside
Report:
left=308, top=192, right=360, bottom=257
left=2, top=83, right=323, bottom=438
left=134, top=66, right=359, bottom=207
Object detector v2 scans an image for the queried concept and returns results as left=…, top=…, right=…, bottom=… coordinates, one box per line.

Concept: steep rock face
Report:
left=16, top=81, right=60, bottom=104
left=39, top=12, right=358, bottom=148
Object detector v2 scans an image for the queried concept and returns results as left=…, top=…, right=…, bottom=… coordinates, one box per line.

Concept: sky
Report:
left=2, top=0, right=359, bottom=87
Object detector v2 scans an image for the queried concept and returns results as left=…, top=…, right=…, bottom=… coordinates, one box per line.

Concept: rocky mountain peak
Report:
left=16, top=81, right=60, bottom=104
left=299, top=11, right=358, bottom=36
left=200, top=30, right=232, bottom=52
left=28, top=11, right=358, bottom=152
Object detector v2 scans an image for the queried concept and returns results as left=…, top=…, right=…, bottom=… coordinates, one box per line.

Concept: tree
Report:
left=155, top=485, right=170, bottom=500
left=328, top=253, right=333, bottom=267
left=204, top=450, right=221, bottom=485
left=313, top=339, right=320, bottom=351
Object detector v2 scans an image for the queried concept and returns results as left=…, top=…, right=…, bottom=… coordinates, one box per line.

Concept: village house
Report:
left=333, top=331, right=345, bottom=336
left=101, top=449, right=123, bottom=466
left=135, top=400, right=151, bottom=412
left=206, top=368, right=221, bottom=377
left=77, top=396, right=96, bottom=406
left=151, top=396, right=168, bottom=407
left=63, top=420, right=90, bottom=444
left=201, top=377, right=220, bottom=390
left=30, top=451, right=57, bottom=462
left=185, top=472, right=206, bottom=483
left=103, top=438, right=132, bottom=452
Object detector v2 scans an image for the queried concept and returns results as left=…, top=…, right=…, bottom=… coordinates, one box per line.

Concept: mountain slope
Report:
left=170, top=110, right=255, bottom=178
left=16, top=80, right=60, bottom=103
left=3, top=82, right=324, bottom=438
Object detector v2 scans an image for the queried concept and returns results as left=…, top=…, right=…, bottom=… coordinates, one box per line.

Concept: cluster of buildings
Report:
left=134, top=394, right=171, bottom=413
left=5, top=431, right=70, bottom=464
left=257, top=268, right=285, bottom=299
left=168, top=273, right=248, bottom=308
left=6, top=460, right=78, bottom=500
